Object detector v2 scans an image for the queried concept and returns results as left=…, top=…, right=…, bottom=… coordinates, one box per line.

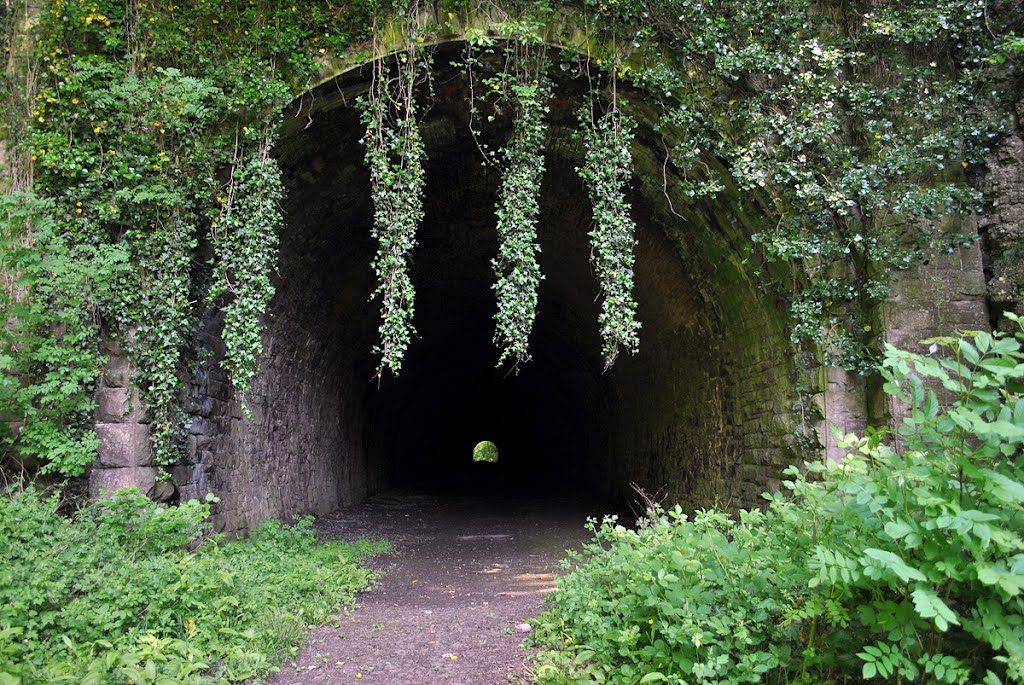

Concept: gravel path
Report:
left=267, top=493, right=601, bottom=685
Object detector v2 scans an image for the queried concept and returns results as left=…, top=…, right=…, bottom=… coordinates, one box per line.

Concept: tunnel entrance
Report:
left=190, top=45, right=806, bottom=533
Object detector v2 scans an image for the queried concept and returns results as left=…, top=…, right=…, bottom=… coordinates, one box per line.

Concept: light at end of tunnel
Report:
left=472, top=440, right=499, bottom=463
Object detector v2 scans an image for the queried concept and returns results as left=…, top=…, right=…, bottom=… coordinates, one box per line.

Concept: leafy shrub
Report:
left=0, top=489, right=389, bottom=684
left=531, top=319, right=1024, bottom=685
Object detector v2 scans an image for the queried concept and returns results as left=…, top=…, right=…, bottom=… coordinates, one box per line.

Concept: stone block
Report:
left=207, top=380, right=230, bottom=400
left=94, top=386, right=146, bottom=423
left=95, top=422, right=153, bottom=467
left=190, top=418, right=209, bottom=436
left=188, top=394, right=213, bottom=417
left=98, top=336, right=126, bottom=357
left=151, top=479, right=175, bottom=502
left=89, top=466, right=158, bottom=499
left=940, top=299, right=989, bottom=329
left=101, top=354, right=133, bottom=388
left=170, top=463, right=194, bottom=486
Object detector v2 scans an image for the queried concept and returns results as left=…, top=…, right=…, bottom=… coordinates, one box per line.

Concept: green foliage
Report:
left=208, top=128, right=283, bottom=397
left=361, top=25, right=429, bottom=378
left=473, top=439, right=499, bottom=463
left=0, top=192, right=127, bottom=476
left=531, top=506, right=807, bottom=685
left=2, top=0, right=346, bottom=474
left=631, top=0, right=1011, bottom=370
left=578, top=105, right=641, bottom=369
left=531, top=322, right=1024, bottom=684
left=490, top=48, right=551, bottom=369
left=0, top=487, right=389, bottom=683
left=986, top=33, right=1024, bottom=64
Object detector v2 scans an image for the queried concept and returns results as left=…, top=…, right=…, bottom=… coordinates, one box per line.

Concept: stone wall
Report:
left=89, top=338, right=171, bottom=501
left=180, top=210, right=382, bottom=535
left=981, top=111, right=1024, bottom=332
left=619, top=145, right=809, bottom=510
left=882, top=238, right=990, bottom=434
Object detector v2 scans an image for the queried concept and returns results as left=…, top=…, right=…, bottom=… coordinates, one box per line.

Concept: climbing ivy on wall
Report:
left=0, top=0, right=1020, bottom=478
left=1, top=0, right=341, bottom=474
left=618, top=0, right=1015, bottom=369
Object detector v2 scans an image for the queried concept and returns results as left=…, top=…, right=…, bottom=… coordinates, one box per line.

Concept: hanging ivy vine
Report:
left=360, top=18, right=428, bottom=378
left=490, top=43, right=551, bottom=370
left=208, top=125, right=283, bottom=398
left=578, top=92, right=642, bottom=369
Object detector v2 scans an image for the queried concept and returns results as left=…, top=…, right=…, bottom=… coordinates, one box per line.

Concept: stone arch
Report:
left=104, top=38, right=809, bottom=536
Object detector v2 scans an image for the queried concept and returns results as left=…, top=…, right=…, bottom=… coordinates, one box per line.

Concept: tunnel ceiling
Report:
left=193, top=43, right=806, bottom=531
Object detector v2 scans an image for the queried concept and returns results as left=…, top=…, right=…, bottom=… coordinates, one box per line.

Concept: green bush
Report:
left=531, top=319, right=1024, bottom=685
left=0, top=489, right=389, bottom=684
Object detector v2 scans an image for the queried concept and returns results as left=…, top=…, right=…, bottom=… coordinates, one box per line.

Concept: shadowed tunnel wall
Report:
left=182, top=46, right=806, bottom=535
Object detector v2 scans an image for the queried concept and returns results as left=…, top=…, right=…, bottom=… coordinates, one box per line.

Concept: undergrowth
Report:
left=530, top=319, right=1024, bottom=685
left=0, top=489, right=390, bottom=684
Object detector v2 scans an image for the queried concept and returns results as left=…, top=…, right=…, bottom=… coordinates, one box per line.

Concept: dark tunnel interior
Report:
left=362, top=146, right=614, bottom=497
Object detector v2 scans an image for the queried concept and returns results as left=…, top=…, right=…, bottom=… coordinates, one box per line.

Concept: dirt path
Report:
left=268, top=493, right=601, bottom=685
